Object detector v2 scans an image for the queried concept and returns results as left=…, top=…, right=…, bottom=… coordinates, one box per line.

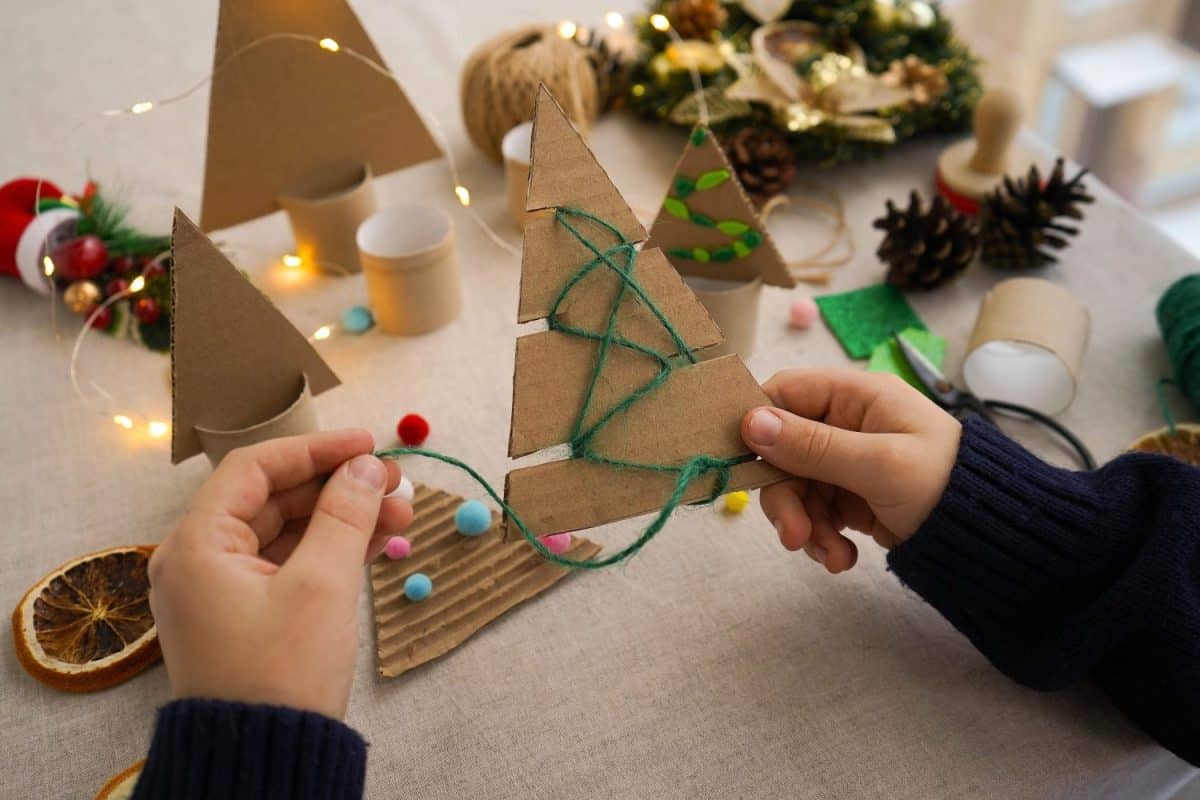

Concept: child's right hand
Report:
left=741, top=369, right=962, bottom=574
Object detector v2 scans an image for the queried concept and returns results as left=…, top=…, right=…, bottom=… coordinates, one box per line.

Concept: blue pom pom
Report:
left=341, top=305, right=374, bottom=334
left=454, top=499, right=491, bottom=536
left=403, top=573, right=433, bottom=601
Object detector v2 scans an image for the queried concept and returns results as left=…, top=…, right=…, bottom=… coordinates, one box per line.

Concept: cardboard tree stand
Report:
left=369, top=483, right=600, bottom=677
left=171, top=210, right=340, bottom=466
left=643, top=127, right=795, bottom=358
left=201, top=0, right=441, bottom=273
left=502, top=88, right=786, bottom=537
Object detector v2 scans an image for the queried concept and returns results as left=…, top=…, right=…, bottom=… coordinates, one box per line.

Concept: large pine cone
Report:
left=875, top=191, right=978, bottom=290
left=724, top=127, right=797, bottom=207
left=664, top=0, right=728, bottom=40
left=979, top=158, right=1093, bottom=270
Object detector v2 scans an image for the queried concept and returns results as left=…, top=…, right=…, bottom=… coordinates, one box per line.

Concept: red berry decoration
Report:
left=89, top=306, right=114, bottom=330
left=109, top=254, right=137, bottom=275
left=141, top=261, right=167, bottom=279
left=104, top=277, right=130, bottom=298
left=133, top=297, right=161, bottom=324
left=396, top=413, right=430, bottom=446
left=51, top=235, right=109, bottom=281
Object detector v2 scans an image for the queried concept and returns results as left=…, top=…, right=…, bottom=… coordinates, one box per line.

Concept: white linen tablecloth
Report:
left=3, top=1, right=1197, bottom=797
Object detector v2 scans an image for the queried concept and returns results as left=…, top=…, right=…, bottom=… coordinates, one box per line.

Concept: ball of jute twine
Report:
left=460, top=24, right=599, bottom=162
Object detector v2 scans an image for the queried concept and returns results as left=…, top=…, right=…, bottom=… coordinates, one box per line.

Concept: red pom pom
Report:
left=133, top=297, right=161, bottom=324
left=396, top=413, right=430, bottom=446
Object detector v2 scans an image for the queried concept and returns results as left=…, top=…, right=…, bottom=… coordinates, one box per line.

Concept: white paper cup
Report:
left=502, top=122, right=534, bottom=230
left=279, top=163, right=377, bottom=274
left=683, top=275, right=762, bottom=359
left=963, top=277, right=1090, bottom=415
left=357, top=205, right=462, bottom=335
left=195, top=374, right=318, bottom=466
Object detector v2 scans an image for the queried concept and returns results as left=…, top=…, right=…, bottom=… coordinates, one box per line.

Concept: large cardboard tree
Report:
left=503, top=88, right=785, bottom=536
left=200, top=0, right=441, bottom=232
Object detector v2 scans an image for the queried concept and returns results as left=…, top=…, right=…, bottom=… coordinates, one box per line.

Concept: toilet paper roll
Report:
left=357, top=205, right=463, bottom=336
left=279, top=163, right=377, bottom=274
left=502, top=122, right=534, bottom=231
left=963, top=277, right=1089, bottom=415
left=684, top=275, right=762, bottom=360
left=195, top=374, right=319, bottom=466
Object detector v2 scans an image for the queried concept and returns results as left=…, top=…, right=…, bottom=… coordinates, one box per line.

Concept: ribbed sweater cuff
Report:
left=886, top=418, right=1132, bottom=672
left=132, top=699, right=367, bottom=799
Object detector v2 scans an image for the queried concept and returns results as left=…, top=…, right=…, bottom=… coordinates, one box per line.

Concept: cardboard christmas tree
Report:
left=643, top=127, right=794, bottom=289
left=170, top=209, right=340, bottom=465
left=370, top=483, right=600, bottom=677
left=503, top=87, right=786, bottom=536
left=200, top=0, right=441, bottom=233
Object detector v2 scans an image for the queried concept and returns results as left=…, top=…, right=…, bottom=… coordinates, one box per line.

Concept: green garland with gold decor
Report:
left=627, top=0, right=981, bottom=167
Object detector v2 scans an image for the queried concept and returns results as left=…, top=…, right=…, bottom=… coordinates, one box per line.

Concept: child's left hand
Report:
left=148, top=430, right=413, bottom=720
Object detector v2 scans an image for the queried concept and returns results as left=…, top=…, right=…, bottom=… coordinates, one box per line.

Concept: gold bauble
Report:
left=63, top=281, right=101, bottom=314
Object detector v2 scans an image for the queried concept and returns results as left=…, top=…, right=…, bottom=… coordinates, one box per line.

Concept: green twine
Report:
left=376, top=206, right=747, bottom=569
left=1156, top=274, right=1200, bottom=422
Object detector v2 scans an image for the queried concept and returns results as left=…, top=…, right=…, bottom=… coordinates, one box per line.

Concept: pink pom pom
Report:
left=385, top=536, right=412, bottom=560
left=540, top=532, right=572, bottom=556
left=789, top=296, right=819, bottom=330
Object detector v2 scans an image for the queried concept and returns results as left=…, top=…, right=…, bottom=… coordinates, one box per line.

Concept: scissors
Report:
left=892, top=332, right=1096, bottom=470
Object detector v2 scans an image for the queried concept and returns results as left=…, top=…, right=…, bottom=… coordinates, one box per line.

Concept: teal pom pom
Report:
left=454, top=499, right=491, bottom=536
left=403, top=573, right=433, bottom=601
left=341, top=305, right=374, bottom=333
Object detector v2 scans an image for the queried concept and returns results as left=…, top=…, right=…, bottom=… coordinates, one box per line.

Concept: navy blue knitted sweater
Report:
left=132, top=418, right=1199, bottom=797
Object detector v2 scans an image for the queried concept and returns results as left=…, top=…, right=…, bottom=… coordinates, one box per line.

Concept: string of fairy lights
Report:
left=58, top=11, right=709, bottom=443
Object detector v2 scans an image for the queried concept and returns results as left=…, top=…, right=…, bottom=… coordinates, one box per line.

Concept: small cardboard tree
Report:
left=171, top=210, right=340, bottom=465
left=503, top=88, right=785, bottom=536
left=200, top=0, right=441, bottom=233
left=643, top=127, right=794, bottom=289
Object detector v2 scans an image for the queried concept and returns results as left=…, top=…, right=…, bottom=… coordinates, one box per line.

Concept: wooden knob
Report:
left=967, top=88, right=1022, bottom=175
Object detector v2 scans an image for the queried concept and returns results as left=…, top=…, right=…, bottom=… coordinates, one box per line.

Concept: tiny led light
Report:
left=130, top=101, right=155, bottom=114
left=649, top=13, right=670, bottom=31
left=631, top=83, right=646, bottom=97
left=42, top=256, right=55, bottom=277
left=556, top=20, right=578, bottom=39
left=282, top=254, right=303, bottom=268
left=605, top=11, right=625, bottom=28
left=319, top=37, right=340, bottom=52
left=129, top=275, right=146, bottom=293
left=113, top=415, right=134, bottom=430
left=147, top=420, right=169, bottom=438
left=454, top=185, right=471, bottom=207
left=313, top=325, right=332, bottom=340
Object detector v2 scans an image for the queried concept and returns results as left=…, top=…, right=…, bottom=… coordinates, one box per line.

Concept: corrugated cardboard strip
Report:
left=170, top=210, right=340, bottom=464
left=504, top=87, right=786, bottom=537
left=369, top=484, right=599, bottom=677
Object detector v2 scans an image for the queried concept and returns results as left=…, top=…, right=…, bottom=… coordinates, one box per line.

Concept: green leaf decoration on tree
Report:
left=717, top=220, right=749, bottom=236
left=674, top=176, right=696, bottom=198
left=712, top=246, right=737, bottom=262
left=691, top=248, right=711, bottom=262
left=696, top=169, right=731, bottom=191
left=663, top=197, right=690, bottom=220
left=691, top=212, right=716, bottom=228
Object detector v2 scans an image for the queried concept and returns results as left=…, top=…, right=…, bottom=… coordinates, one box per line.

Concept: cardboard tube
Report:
left=502, top=122, right=533, bottom=230
left=683, top=275, right=762, bottom=359
left=963, top=278, right=1090, bottom=415
left=357, top=205, right=462, bottom=335
left=279, top=163, right=377, bottom=274
left=195, top=374, right=318, bottom=466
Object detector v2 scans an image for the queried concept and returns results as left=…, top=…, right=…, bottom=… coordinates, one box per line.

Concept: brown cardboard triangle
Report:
left=200, top=0, right=441, bottom=232
left=170, top=209, right=340, bottom=463
left=505, top=89, right=786, bottom=536
left=643, top=126, right=795, bottom=289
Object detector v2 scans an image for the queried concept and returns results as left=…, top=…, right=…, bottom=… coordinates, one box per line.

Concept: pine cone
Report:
left=578, top=25, right=642, bottom=112
left=979, top=158, right=1093, bottom=270
left=664, top=0, right=727, bottom=40
left=723, top=127, right=797, bottom=206
left=874, top=191, right=978, bottom=290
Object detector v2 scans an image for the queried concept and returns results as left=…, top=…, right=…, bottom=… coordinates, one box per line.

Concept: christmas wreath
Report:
left=0, top=178, right=172, bottom=351
left=627, top=0, right=981, bottom=168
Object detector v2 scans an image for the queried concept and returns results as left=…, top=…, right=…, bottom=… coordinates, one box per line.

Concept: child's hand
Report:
left=148, top=430, right=413, bottom=720
left=742, top=369, right=961, bottom=574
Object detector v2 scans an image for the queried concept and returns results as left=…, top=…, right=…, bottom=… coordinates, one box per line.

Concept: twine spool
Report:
left=460, top=25, right=599, bottom=162
left=1157, top=273, right=1200, bottom=413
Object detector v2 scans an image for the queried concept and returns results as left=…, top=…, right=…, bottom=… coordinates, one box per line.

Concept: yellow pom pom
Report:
left=723, top=490, right=750, bottom=514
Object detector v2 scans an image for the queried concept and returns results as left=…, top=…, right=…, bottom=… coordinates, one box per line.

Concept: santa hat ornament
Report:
left=0, top=178, right=81, bottom=295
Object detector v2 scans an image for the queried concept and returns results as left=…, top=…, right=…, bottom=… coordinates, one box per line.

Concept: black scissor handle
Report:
left=981, top=399, right=1097, bottom=471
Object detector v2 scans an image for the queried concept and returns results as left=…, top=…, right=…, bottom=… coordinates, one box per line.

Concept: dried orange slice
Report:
left=1130, top=424, right=1200, bottom=467
left=94, top=760, right=144, bottom=800
left=12, top=545, right=160, bottom=692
